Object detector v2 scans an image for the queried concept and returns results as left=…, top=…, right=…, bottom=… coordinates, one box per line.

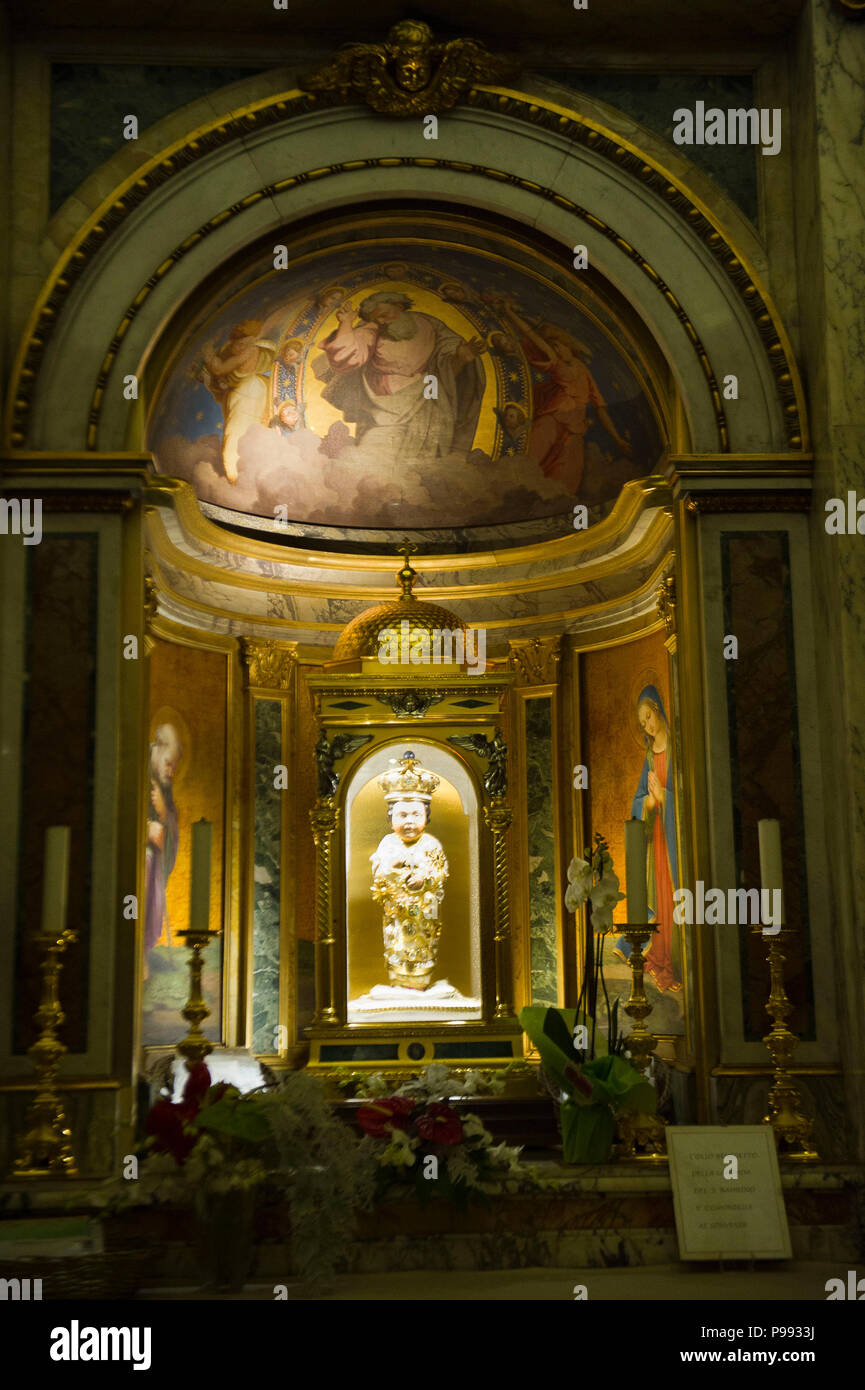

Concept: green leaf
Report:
left=582, top=1055, right=656, bottom=1114
left=519, top=1005, right=607, bottom=1102
left=542, top=1006, right=577, bottom=1059
left=193, top=1097, right=272, bottom=1145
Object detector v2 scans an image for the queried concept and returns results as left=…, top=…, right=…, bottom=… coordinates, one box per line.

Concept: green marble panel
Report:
left=252, top=700, right=282, bottom=1055
left=525, top=697, right=558, bottom=1007
left=15, top=533, right=98, bottom=1054
left=297, top=939, right=316, bottom=1043
left=541, top=72, right=758, bottom=225
left=50, top=64, right=263, bottom=212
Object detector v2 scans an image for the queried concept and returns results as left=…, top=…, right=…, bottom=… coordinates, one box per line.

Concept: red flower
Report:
left=415, top=1102, right=463, bottom=1146
left=144, top=1061, right=214, bottom=1165
left=182, top=1061, right=212, bottom=1108
left=564, top=1062, right=593, bottom=1099
left=145, top=1098, right=197, bottom=1164
left=357, top=1096, right=415, bottom=1139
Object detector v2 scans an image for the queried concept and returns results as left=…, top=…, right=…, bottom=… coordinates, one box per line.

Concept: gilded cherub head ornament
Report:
left=387, top=20, right=434, bottom=91
left=300, top=19, right=515, bottom=116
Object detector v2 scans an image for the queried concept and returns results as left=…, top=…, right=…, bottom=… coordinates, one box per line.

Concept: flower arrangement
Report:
left=102, top=1063, right=375, bottom=1285
left=352, top=1065, right=527, bottom=1204
left=342, top=1061, right=506, bottom=1101
left=144, top=1061, right=271, bottom=1194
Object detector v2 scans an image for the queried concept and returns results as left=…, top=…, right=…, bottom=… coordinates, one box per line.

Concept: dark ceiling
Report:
left=8, top=0, right=806, bottom=51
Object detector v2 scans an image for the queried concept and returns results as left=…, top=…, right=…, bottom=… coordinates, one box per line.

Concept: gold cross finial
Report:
left=397, top=537, right=419, bottom=598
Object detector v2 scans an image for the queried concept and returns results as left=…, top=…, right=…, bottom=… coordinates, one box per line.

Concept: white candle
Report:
left=758, top=818, right=784, bottom=923
left=41, top=826, right=71, bottom=936
left=189, top=819, right=213, bottom=933
left=625, top=818, right=648, bottom=923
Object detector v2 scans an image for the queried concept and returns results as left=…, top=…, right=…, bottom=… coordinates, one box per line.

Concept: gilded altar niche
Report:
left=304, top=552, right=520, bottom=1071
left=345, top=747, right=482, bottom=1020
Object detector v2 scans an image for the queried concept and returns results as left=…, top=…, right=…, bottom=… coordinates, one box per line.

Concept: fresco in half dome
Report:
left=148, top=233, right=665, bottom=542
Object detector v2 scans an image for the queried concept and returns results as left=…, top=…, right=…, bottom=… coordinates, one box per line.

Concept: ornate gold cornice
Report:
left=0, top=488, right=135, bottom=512
left=145, top=491, right=672, bottom=603
left=656, top=573, right=676, bottom=638
left=144, top=471, right=671, bottom=573
left=508, top=636, right=562, bottom=687
left=300, top=20, right=515, bottom=114
left=146, top=543, right=673, bottom=640
left=143, top=574, right=159, bottom=656
left=240, top=637, right=299, bottom=690
left=3, top=91, right=806, bottom=456
left=685, top=491, right=812, bottom=514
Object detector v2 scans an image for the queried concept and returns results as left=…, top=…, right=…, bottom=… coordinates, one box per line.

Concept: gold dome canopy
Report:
left=330, top=540, right=466, bottom=666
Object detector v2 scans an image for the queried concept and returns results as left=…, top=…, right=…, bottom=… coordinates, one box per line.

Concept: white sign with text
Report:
left=668, top=1125, right=791, bottom=1260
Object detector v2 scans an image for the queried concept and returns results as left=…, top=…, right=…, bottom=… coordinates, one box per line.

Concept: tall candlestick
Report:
left=189, top=819, right=213, bottom=933
left=758, top=819, right=784, bottom=923
left=624, top=818, right=648, bottom=922
left=41, top=826, right=71, bottom=937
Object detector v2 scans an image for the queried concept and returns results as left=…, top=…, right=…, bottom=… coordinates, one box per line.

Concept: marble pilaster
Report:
left=792, top=0, right=865, bottom=1158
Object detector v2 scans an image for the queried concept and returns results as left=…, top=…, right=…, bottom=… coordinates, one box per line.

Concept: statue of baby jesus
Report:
left=370, top=753, right=448, bottom=991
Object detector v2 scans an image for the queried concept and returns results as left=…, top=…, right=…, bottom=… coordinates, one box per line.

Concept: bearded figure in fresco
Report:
left=317, top=290, right=486, bottom=462
left=614, top=687, right=682, bottom=993
left=370, top=753, right=449, bottom=991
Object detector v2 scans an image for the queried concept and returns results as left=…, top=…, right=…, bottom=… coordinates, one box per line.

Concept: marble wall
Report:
left=543, top=71, right=758, bottom=223
left=792, top=0, right=865, bottom=1156
left=14, top=534, right=98, bottom=1054
left=49, top=64, right=758, bottom=225
left=713, top=1073, right=853, bottom=1165
left=721, top=531, right=813, bottom=1041
left=251, top=699, right=282, bottom=1055
left=525, top=697, right=558, bottom=1007
left=50, top=64, right=262, bottom=212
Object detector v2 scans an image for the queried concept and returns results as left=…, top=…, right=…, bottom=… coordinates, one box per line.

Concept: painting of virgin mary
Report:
left=615, top=685, right=681, bottom=993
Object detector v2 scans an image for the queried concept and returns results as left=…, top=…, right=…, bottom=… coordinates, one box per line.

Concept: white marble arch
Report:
left=20, top=74, right=795, bottom=461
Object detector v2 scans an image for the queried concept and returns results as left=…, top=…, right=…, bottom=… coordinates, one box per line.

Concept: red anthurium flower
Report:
left=182, top=1060, right=212, bottom=1109
left=357, top=1096, right=415, bottom=1139
left=415, top=1102, right=463, bottom=1146
left=564, top=1062, right=593, bottom=1099
left=145, top=1098, right=197, bottom=1164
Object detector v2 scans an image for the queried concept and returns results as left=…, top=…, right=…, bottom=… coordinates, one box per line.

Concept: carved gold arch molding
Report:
left=4, top=84, right=807, bottom=456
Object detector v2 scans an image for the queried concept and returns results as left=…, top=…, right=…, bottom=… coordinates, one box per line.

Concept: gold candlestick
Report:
left=176, top=927, right=220, bottom=1070
left=12, top=928, right=79, bottom=1178
left=752, top=922, right=818, bottom=1161
left=619, top=924, right=658, bottom=1072
left=616, top=923, right=667, bottom=1160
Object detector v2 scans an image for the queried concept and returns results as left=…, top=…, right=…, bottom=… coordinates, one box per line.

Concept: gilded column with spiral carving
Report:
left=485, top=799, right=515, bottom=1019
left=309, top=800, right=340, bottom=1025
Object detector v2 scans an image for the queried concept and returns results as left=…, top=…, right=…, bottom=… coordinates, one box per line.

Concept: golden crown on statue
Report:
left=379, top=751, right=440, bottom=805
